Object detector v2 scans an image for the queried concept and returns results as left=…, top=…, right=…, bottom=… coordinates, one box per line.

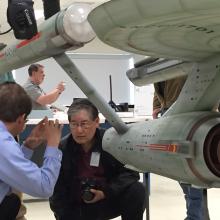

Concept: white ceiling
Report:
left=0, top=0, right=125, bottom=54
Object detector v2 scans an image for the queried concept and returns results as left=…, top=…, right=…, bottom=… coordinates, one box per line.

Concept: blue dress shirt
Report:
left=0, top=121, right=62, bottom=203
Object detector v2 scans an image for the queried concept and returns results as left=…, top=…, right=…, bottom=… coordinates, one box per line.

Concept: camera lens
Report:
left=82, top=188, right=95, bottom=201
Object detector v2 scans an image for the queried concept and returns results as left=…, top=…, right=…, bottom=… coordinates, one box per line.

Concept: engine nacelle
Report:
left=0, top=3, right=95, bottom=75
left=103, top=111, right=220, bottom=188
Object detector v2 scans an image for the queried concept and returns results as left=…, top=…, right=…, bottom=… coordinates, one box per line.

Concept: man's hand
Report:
left=56, top=82, right=65, bottom=94
left=83, top=189, right=105, bottom=204
left=24, top=117, right=62, bottom=149
left=24, top=118, right=47, bottom=149
left=44, top=118, right=63, bottom=147
left=152, top=108, right=161, bottom=119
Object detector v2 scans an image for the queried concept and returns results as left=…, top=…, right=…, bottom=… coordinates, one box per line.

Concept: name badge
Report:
left=90, top=152, right=100, bottom=167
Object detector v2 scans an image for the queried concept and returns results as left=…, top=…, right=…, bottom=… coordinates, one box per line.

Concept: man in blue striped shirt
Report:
left=0, top=82, right=63, bottom=220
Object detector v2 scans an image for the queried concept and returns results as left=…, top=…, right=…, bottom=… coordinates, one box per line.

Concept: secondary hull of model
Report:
left=103, top=111, right=220, bottom=188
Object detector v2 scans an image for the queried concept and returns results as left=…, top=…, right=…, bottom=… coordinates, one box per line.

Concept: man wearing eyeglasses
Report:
left=49, top=98, right=146, bottom=220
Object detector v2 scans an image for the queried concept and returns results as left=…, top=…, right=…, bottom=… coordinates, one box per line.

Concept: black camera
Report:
left=81, top=178, right=97, bottom=202
left=7, top=0, right=38, bottom=40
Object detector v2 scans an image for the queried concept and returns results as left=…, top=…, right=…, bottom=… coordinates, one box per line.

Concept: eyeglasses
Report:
left=69, top=121, right=93, bottom=130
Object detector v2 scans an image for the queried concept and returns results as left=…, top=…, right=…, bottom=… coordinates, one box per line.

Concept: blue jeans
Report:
left=180, top=183, right=210, bottom=220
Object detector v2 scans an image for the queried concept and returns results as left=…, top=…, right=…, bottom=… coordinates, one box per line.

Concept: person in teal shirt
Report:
left=0, top=71, right=15, bottom=84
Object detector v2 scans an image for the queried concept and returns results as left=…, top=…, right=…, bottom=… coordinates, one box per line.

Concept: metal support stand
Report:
left=203, top=189, right=210, bottom=220
left=144, top=173, right=150, bottom=220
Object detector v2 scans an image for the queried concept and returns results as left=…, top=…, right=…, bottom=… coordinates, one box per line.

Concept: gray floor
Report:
left=23, top=174, right=220, bottom=220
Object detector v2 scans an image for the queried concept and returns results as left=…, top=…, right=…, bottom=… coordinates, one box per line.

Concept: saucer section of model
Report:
left=88, top=0, right=220, bottom=61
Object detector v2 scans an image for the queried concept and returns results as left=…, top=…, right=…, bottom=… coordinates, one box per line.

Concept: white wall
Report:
left=134, top=85, right=154, bottom=116
left=132, top=54, right=154, bottom=116
left=15, top=53, right=133, bottom=107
